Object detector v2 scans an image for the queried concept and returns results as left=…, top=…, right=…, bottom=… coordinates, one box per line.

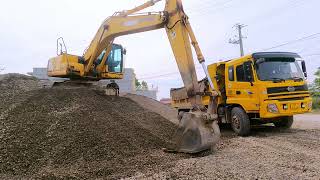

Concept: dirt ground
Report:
left=1, top=74, right=320, bottom=179
left=128, top=114, right=320, bottom=180
left=125, top=95, right=320, bottom=179
left=293, top=114, right=320, bottom=129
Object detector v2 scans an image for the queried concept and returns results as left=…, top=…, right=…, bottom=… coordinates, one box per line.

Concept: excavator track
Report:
left=52, top=80, right=120, bottom=96
left=52, top=80, right=95, bottom=88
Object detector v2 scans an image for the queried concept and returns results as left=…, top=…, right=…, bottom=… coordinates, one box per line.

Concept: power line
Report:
left=188, top=0, right=236, bottom=16
left=303, top=53, right=320, bottom=57
left=247, top=0, right=306, bottom=26
left=260, top=32, right=320, bottom=51
left=188, top=0, right=235, bottom=12
left=139, top=66, right=204, bottom=80
left=139, top=34, right=320, bottom=80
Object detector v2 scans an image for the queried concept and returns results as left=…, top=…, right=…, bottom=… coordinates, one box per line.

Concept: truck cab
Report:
left=171, top=52, right=312, bottom=135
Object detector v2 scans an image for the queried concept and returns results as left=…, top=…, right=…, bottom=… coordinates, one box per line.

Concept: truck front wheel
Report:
left=274, top=116, right=293, bottom=129
left=231, top=107, right=251, bottom=136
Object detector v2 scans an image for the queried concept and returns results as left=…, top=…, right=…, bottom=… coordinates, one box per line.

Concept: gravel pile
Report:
left=0, top=74, right=183, bottom=179
left=0, top=74, right=42, bottom=122
left=0, top=73, right=41, bottom=92
left=124, top=93, right=178, bottom=124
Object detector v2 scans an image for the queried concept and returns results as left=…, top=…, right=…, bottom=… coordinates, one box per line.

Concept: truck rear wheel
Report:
left=274, top=116, right=293, bottom=129
left=231, top=107, right=250, bottom=136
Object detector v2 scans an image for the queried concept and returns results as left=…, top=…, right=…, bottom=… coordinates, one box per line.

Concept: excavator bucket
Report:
left=167, top=112, right=220, bottom=153
left=104, top=82, right=120, bottom=96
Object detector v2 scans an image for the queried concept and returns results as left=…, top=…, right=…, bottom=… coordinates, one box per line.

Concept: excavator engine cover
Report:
left=170, top=111, right=220, bottom=153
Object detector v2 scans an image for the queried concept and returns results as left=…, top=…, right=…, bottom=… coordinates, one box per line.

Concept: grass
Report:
left=312, top=97, right=320, bottom=110
left=311, top=110, right=320, bottom=114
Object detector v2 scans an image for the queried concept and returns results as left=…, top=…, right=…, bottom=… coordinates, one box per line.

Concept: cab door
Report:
left=226, top=61, right=259, bottom=113
left=106, top=44, right=124, bottom=73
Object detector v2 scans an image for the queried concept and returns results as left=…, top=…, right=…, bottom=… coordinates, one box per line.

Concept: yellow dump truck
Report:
left=171, top=52, right=312, bottom=135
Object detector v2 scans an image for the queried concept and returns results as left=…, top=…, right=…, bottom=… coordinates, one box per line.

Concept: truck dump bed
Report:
left=170, top=78, right=209, bottom=109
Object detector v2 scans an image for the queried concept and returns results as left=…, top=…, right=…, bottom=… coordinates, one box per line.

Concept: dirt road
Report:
left=293, top=114, right=320, bottom=129
left=131, top=114, right=320, bottom=179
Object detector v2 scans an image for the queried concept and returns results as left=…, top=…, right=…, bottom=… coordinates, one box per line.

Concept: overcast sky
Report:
left=1, top=0, right=319, bottom=99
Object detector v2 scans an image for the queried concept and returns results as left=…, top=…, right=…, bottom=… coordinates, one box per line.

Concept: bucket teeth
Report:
left=167, top=112, right=220, bottom=153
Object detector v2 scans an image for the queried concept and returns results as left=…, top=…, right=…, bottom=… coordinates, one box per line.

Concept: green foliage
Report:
left=135, top=78, right=141, bottom=88
left=314, top=68, right=320, bottom=87
left=311, top=68, right=320, bottom=109
left=312, top=97, right=320, bottom=109
left=135, top=79, right=148, bottom=90
left=141, top=81, right=148, bottom=90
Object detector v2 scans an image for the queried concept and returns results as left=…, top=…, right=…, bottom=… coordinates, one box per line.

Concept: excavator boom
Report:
left=48, top=0, right=220, bottom=153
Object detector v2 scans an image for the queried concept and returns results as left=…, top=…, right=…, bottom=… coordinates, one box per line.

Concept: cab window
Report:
left=228, top=66, right=234, bottom=81
left=236, top=62, right=253, bottom=82
left=107, top=44, right=123, bottom=73
left=236, top=65, right=245, bottom=82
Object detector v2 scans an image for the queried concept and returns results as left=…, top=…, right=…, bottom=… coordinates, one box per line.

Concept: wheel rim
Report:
left=232, top=115, right=241, bottom=130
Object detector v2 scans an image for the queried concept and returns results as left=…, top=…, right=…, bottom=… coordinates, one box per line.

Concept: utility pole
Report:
left=229, top=23, right=247, bottom=57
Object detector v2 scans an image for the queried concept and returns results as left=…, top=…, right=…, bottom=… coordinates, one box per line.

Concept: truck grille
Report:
left=267, top=85, right=310, bottom=101
left=268, top=92, right=310, bottom=98
left=267, top=85, right=308, bottom=94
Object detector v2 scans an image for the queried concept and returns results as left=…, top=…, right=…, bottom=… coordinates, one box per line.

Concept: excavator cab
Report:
left=48, top=42, right=125, bottom=80
left=96, top=44, right=125, bottom=75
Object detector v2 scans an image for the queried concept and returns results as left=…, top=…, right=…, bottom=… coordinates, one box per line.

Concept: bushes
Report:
left=312, top=96, right=320, bottom=110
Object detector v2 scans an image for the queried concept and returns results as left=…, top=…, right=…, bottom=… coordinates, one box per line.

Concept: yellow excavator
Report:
left=47, top=0, right=220, bottom=153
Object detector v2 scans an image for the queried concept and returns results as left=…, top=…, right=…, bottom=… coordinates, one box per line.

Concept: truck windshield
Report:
left=255, top=57, right=304, bottom=81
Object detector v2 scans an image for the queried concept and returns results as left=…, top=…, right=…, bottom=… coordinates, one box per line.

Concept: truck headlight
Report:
left=268, top=103, right=279, bottom=113
left=308, top=102, right=313, bottom=109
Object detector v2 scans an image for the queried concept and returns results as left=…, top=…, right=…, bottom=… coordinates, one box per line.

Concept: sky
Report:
left=0, top=0, right=320, bottom=99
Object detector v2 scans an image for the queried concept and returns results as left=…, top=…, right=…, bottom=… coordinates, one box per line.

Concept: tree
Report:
left=311, top=68, right=320, bottom=109
left=141, top=81, right=148, bottom=90
left=314, top=68, right=320, bottom=88
left=135, top=78, right=141, bottom=88
left=135, top=78, right=148, bottom=90
left=310, top=68, right=320, bottom=96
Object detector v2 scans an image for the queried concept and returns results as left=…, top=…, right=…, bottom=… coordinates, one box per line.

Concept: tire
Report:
left=274, top=116, right=293, bottom=129
left=231, top=107, right=251, bottom=136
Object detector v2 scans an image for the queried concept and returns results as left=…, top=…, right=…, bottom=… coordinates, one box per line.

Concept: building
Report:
left=99, top=68, right=136, bottom=93
left=30, top=68, right=67, bottom=82
left=29, top=68, right=158, bottom=100
left=99, top=68, right=158, bottom=99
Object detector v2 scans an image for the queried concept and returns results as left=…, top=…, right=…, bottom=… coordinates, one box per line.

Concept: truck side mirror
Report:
left=123, top=48, right=127, bottom=55
left=301, top=60, right=307, bottom=78
left=244, top=61, right=254, bottom=86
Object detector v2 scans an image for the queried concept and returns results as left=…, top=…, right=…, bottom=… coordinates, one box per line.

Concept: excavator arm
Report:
left=48, top=0, right=220, bottom=153
left=82, top=0, right=215, bottom=107
left=84, top=13, right=166, bottom=74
